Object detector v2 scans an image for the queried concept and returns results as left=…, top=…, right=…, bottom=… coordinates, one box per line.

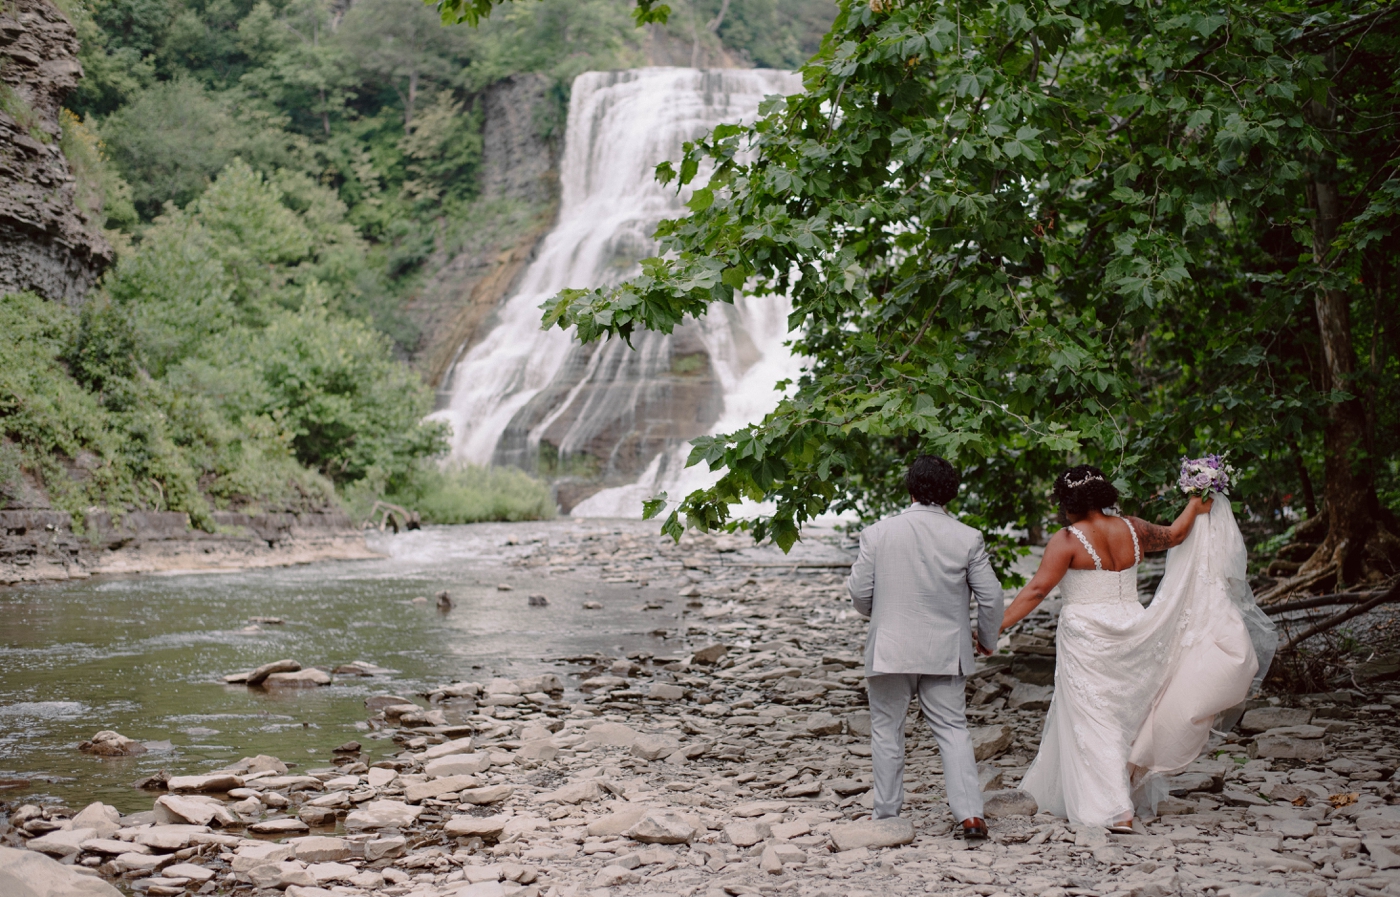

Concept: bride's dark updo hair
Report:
left=1053, top=464, right=1119, bottom=517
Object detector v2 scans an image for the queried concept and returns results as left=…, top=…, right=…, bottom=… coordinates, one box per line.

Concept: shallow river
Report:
left=0, top=521, right=701, bottom=813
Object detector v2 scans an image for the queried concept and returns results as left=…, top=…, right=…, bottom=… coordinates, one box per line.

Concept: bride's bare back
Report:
left=1002, top=496, right=1213, bottom=630
left=1059, top=510, right=1180, bottom=571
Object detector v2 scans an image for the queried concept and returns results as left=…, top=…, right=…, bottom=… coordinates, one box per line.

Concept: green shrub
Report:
left=0, top=292, right=342, bottom=526
left=385, top=463, right=556, bottom=524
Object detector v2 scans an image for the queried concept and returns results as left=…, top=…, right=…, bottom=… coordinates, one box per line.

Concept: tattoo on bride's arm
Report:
left=1136, top=522, right=1175, bottom=553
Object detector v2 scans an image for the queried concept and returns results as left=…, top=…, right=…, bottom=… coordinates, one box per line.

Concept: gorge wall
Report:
left=406, top=73, right=564, bottom=390
left=0, top=0, right=111, bottom=302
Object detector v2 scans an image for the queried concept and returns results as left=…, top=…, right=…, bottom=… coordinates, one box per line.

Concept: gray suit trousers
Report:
left=867, top=673, right=982, bottom=822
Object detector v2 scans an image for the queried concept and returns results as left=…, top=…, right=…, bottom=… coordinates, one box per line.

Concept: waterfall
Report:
left=430, top=67, right=802, bottom=516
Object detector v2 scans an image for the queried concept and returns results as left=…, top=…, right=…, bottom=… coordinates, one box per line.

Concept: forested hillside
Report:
left=0, top=0, right=834, bottom=529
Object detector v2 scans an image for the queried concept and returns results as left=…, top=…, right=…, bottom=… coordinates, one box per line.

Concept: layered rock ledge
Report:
left=0, top=509, right=377, bottom=584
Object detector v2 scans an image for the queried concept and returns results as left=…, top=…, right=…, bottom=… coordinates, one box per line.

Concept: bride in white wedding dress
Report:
left=1000, top=465, right=1275, bottom=830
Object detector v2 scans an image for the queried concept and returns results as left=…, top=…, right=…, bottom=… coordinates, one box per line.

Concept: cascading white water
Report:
left=430, top=68, right=803, bottom=517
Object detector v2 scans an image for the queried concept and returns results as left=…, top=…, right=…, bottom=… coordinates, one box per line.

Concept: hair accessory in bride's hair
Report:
left=1063, top=472, right=1106, bottom=489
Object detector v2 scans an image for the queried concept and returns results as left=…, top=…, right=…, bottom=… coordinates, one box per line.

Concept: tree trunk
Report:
left=1301, top=88, right=1380, bottom=585
left=1287, top=437, right=1317, bottom=518
left=405, top=69, right=419, bottom=128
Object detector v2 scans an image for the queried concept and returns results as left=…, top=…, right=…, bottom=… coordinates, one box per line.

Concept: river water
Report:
left=0, top=521, right=719, bottom=814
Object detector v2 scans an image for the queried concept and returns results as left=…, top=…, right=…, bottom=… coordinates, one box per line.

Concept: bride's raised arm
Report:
left=999, top=531, right=1077, bottom=633
left=1126, top=495, right=1214, bottom=554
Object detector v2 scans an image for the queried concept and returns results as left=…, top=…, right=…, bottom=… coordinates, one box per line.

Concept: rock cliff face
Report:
left=0, top=0, right=112, bottom=302
left=479, top=73, right=560, bottom=206
left=407, top=73, right=562, bottom=389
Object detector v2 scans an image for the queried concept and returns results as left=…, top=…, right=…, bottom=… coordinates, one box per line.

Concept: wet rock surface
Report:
left=4, top=524, right=1400, bottom=897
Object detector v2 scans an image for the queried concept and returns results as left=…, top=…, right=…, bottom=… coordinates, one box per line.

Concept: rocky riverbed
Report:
left=3, top=524, right=1400, bottom=897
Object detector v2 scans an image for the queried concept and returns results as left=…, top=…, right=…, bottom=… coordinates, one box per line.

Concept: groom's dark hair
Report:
left=907, top=454, right=959, bottom=505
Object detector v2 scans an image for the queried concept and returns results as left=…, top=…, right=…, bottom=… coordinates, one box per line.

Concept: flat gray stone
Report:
left=344, top=800, right=422, bottom=831
left=0, top=845, right=123, bottom=897
left=1007, top=682, right=1053, bottom=711
left=291, top=837, right=351, bottom=863
left=970, top=724, right=1013, bottom=761
left=631, top=734, right=681, bottom=761
left=24, top=829, right=96, bottom=859
left=1251, top=731, right=1326, bottom=761
left=829, top=817, right=915, bottom=851
left=264, top=668, right=332, bottom=688
left=585, top=722, right=639, bottom=746
left=586, top=807, right=647, bottom=837
left=363, top=836, right=406, bottom=861
left=625, top=811, right=695, bottom=844
left=167, top=773, right=243, bottom=793
left=69, top=804, right=120, bottom=840
left=445, top=815, right=510, bottom=839
left=725, top=821, right=771, bottom=847
left=1166, top=771, right=1220, bottom=795
left=425, top=753, right=491, bottom=777
left=459, top=785, right=514, bottom=805
left=406, top=774, right=480, bottom=803
left=246, top=659, right=301, bottom=686
left=983, top=789, right=1038, bottom=817
left=1238, top=707, right=1312, bottom=734
left=420, top=737, right=475, bottom=761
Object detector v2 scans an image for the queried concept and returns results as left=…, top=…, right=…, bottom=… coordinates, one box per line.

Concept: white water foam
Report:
left=430, top=68, right=803, bottom=517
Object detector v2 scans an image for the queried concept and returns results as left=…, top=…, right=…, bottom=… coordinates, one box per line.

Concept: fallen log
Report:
left=1280, top=579, right=1400, bottom=651
left=1264, top=590, right=1387, bottom=616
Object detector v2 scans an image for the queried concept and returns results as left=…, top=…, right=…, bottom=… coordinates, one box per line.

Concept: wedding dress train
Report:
left=1020, top=501, right=1276, bottom=826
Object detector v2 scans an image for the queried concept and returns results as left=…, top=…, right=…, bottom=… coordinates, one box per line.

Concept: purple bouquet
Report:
left=1178, top=453, right=1235, bottom=500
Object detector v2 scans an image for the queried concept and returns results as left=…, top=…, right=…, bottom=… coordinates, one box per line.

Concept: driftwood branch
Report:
left=1280, top=580, right=1400, bottom=651
left=1265, top=590, right=1388, bottom=616
left=367, top=500, right=421, bottom=534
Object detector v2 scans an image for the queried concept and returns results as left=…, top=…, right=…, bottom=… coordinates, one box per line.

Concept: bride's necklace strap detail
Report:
left=1066, top=516, right=1140, bottom=571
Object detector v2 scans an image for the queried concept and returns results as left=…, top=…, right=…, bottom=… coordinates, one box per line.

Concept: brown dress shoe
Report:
left=960, top=817, right=988, bottom=840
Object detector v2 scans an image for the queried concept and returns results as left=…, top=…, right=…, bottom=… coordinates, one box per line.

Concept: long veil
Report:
left=1127, top=499, right=1277, bottom=810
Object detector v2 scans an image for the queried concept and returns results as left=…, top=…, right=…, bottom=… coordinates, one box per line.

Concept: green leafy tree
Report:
left=539, top=0, right=1400, bottom=590
left=97, top=78, right=305, bottom=218
left=238, top=0, right=356, bottom=137
left=399, top=91, right=482, bottom=207
left=338, top=0, right=467, bottom=126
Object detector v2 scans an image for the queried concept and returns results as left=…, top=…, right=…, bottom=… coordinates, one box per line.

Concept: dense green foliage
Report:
left=1, top=161, right=447, bottom=523
left=544, top=0, right=1400, bottom=576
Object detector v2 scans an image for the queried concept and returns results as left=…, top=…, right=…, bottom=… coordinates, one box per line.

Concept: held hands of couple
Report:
left=973, top=638, right=994, bottom=657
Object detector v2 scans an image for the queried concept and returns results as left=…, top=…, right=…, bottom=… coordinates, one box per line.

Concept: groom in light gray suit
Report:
left=846, top=455, right=1003, bottom=839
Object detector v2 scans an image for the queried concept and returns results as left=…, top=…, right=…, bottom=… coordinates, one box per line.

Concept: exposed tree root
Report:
left=1256, top=564, right=1339, bottom=606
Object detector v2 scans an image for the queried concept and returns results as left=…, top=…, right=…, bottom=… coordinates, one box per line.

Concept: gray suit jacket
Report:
left=846, top=503, right=1004, bottom=677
